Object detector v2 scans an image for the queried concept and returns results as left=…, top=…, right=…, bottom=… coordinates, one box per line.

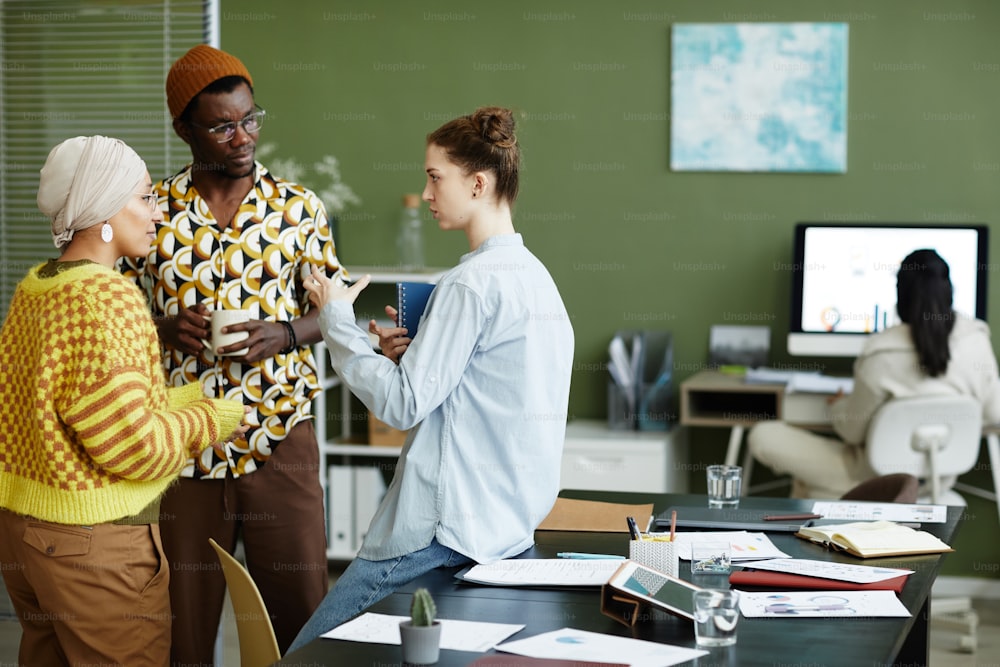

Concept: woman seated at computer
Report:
left=749, top=249, right=1000, bottom=499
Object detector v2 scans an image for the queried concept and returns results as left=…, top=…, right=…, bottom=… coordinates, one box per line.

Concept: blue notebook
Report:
left=397, top=281, right=436, bottom=339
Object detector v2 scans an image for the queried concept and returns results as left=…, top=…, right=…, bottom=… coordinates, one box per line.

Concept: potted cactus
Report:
left=399, top=587, right=442, bottom=664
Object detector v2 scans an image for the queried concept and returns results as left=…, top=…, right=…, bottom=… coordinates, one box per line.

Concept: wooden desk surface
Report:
left=279, top=491, right=962, bottom=667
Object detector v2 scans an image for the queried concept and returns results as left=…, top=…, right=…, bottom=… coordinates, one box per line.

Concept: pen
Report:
left=557, top=552, right=626, bottom=560
left=626, top=515, right=641, bottom=541
left=763, top=513, right=824, bottom=521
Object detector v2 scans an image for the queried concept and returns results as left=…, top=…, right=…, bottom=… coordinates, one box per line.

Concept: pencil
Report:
left=669, top=510, right=677, bottom=542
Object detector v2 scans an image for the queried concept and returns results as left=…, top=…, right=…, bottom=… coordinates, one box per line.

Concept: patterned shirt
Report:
left=123, top=162, right=344, bottom=479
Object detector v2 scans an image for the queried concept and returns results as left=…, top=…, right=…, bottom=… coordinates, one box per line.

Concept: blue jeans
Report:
left=288, top=538, right=472, bottom=653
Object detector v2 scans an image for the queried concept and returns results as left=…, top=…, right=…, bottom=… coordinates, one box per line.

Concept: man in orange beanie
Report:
left=123, top=44, right=341, bottom=664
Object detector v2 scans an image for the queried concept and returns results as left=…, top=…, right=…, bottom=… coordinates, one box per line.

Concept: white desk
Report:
left=679, top=370, right=832, bottom=469
left=680, top=370, right=1000, bottom=512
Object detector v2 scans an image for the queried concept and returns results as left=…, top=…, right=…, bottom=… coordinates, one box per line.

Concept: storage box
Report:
left=367, top=411, right=408, bottom=446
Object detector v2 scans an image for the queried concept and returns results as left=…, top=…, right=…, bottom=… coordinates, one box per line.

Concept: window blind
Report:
left=0, top=0, right=213, bottom=319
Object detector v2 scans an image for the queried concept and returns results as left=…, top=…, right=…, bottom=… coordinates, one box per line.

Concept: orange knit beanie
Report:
left=166, top=44, right=253, bottom=119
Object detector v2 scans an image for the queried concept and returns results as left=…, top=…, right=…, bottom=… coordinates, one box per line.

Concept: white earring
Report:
left=101, top=222, right=113, bottom=243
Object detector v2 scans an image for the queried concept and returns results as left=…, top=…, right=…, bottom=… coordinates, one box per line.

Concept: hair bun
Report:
left=474, top=106, right=517, bottom=149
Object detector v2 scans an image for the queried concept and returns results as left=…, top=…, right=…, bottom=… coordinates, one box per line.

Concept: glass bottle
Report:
left=396, top=193, right=424, bottom=269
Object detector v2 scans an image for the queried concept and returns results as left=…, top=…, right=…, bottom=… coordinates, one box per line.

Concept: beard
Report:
left=225, top=164, right=255, bottom=180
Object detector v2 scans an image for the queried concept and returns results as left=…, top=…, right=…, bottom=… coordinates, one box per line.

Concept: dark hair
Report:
left=179, top=75, right=254, bottom=123
left=896, top=249, right=954, bottom=377
left=426, top=106, right=520, bottom=205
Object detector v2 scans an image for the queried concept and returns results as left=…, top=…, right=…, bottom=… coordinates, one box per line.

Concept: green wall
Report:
left=222, top=0, right=1000, bottom=577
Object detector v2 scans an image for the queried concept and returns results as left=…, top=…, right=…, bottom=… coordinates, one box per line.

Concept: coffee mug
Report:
left=207, top=309, right=251, bottom=356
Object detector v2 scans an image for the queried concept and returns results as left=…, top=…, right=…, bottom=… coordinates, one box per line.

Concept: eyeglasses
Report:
left=138, top=193, right=158, bottom=212
left=189, top=107, right=266, bottom=143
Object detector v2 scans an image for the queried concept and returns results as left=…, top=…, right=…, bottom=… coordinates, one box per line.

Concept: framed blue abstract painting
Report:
left=670, top=23, right=848, bottom=173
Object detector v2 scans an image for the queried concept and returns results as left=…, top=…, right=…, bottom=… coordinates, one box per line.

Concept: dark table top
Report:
left=277, top=491, right=964, bottom=667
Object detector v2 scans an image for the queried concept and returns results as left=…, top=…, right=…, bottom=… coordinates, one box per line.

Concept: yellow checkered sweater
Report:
left=0, top=261, right=245, bottom=525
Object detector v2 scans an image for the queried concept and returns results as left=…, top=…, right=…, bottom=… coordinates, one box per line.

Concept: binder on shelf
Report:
left=397, top=281, right=436, bottom=340
left=327, top=465, right=355, bottom=556
left=353, top=467, right=388, bottom=548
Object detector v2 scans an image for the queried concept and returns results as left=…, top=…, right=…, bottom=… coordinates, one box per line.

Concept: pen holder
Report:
left=629, top=539, right=678, bottom=577
left=607, top=381, right=637, bottom=430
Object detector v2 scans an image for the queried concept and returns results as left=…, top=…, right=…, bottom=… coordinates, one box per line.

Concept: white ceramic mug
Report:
left=208, top=309, right=251, bottom=356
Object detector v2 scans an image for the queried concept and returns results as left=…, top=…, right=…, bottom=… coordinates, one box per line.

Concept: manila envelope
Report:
left=537, top=497, right=654, bottom=533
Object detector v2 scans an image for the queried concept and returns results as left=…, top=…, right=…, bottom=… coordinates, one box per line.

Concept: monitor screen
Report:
left=788, top=223, right=989, bottom=357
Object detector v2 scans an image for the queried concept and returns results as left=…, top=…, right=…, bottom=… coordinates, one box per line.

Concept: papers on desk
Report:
left=458, top=559, right=622, bottom=587
left=811, top=500, right=947, bottom=524
left=738, top=590, right=911, bottom=618
left=787, top=373, right=854, bottom=395
left=656, top=531, right=790, bottom=561
left=322, top=612, right=523, bottom=652
left=743, top=367, right=796, bottom=384
left=744, top=368, right=854, bottom=394
left=495, top=628, right=707, bottom=667
left=737, top=558, right=912, bottom=584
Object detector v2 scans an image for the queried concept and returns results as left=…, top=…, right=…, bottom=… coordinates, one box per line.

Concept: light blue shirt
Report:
left=318, top=234, right=574, bottom=562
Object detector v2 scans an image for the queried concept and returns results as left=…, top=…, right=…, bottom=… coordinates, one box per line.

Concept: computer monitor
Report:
left=788, top=222, right=989, bottom=357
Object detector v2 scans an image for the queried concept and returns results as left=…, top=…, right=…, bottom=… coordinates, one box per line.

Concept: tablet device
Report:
left=606, top=560, right=703, bottom=620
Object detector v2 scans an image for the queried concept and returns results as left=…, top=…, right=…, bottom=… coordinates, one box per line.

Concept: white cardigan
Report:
left=831, top=316, right=1000, bottom=445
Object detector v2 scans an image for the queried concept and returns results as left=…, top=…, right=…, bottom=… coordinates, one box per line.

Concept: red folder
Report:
left=730, top=569, right=908, bottom=593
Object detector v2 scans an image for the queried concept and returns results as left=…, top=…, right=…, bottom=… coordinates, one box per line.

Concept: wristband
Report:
left=279, top=320, right=297, bottom=354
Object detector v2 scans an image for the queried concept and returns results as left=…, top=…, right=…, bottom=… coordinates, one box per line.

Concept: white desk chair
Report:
left=865, top=394, right=982, bottom=652
left=866, top=395, right=982, bottom=505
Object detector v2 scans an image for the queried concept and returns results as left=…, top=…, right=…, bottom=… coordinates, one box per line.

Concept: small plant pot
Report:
left=399, top=619, right=442, bottom=665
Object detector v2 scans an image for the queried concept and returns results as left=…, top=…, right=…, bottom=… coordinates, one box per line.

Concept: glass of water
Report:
left=706, top=464, right=742, bottom=508
left=693, top=589, right=740, bottom=647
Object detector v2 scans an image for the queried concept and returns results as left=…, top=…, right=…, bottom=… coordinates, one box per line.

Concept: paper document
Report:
left=738, top=558, right=912, bottom=584
left=495, top=628, right=707, bottom=667
left=811, top=500, right=946, bottom=523
left=786, top=373, right=854, bottom=394
left=744, top=368, right=853, bottom=394
left=739, top=590, right=911, bottom=618
left=322, top=612, right=523, bottom=651
left=744, top=368, right=806, bottom=384
left=654, top=531, right=790, bottom=561
left=458, top=559, right=621, bottom=587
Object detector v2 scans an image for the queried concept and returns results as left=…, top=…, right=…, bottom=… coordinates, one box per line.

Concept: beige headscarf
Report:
left=37, top=135, right=147, bottom=249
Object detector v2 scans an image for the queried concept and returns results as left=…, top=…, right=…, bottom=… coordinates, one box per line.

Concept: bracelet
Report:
left=279, top=320, right=297, bottom=354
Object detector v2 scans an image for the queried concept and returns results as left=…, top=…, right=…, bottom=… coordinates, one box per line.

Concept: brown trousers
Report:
left=160, top=421, right=328, bottom=666
left=0, top=510, right=171, bottom=666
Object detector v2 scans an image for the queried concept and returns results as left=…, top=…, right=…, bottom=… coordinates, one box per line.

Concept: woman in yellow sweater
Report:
left=0, top=136, right=246, bottom=666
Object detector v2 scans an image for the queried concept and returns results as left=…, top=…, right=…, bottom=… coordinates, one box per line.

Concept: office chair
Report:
left=208, top=538, right=281, bottom=667
left=865, top=395, right=982, bottom=505
left=864, top=395, right=983, bottom=652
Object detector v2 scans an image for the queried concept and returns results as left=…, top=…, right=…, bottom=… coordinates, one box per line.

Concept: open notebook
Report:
left=795, top=520, right=952, bottom=558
